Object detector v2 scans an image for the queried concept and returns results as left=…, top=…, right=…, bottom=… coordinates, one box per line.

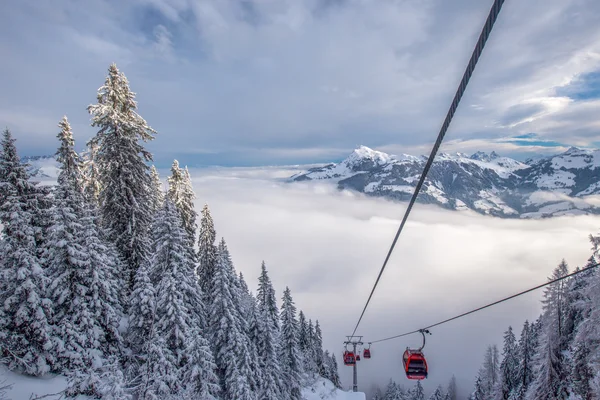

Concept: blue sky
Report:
left=1, top=0, right=599, bottom=167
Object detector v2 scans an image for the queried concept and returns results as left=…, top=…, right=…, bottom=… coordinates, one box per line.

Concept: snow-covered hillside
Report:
left=302, top=377, right=366, bottom=400
left=290, top=146, right=600, bottom=218
left=1, top=366, right=362, bottom=400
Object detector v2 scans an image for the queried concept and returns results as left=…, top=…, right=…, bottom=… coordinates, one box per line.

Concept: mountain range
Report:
left=290, top=146, right=600, bottom=218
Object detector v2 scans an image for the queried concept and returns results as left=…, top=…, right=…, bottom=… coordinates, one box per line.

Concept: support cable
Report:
left=350, top=0, right=507, bottom=337
left=369, top=262, right=600, bottom=344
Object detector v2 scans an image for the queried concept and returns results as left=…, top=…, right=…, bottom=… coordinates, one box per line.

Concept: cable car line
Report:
left=368, top=261, right=600, bottom=344
left=350, top=0, right=507, bottom=338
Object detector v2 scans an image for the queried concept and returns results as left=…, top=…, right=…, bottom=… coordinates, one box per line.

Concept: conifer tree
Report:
left=167, top=161, right=197, bottom=243
left=513, top=321, right=534, bottom=399
left=497, top=326, right=519, bottom=400
left=209, top=238, right=255, bottom=400
left=526, top=261, right=570, bottom=400
left=314, top=321, right=326, bottom=377
left=257, top=261, right=280, bottom=332
left=81, top=141, right=102, bottom=205
left=447, top=376, right=457, bottom=400
left=127, top=262, right=155, bottom=356
left=428, top=385, right=445, bottom=400
left=87, top=63, right=156, bottom=292
left=181, top=327, right=220, bottom=400
left=149, top=165, right=164, bottom=214
left=254, top=275, right=282, bottom=399
left=572, top=253, right=600, bottom=399
left=0, top=128, right=54, bottom=376
left=329, top=353, right=342, bottom=389
left=298, top=311, right=311, bottom=372
left=137, top=334, right=180, bottom=399
left=279, top=287, right=303, bottom=400
left=45, top=119, right=124, bottom=385
left=151, top=200, right=205, bottom=369
left=472, top=375, right=485, bottom=400
left=198, top=204, right=218, bottom=298
left=411, top=381, right=425, bottom=400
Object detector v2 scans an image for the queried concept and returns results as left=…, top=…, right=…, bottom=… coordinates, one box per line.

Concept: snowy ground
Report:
left=302, top=377, right=366, bottom=400
left=0, top=365, right=361, bottom=400
left=0, top=365, right=91, bottom=399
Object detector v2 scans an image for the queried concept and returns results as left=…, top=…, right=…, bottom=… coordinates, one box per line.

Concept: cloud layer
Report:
left=181, top=165, right=600, bottom=396
left=1, top=0, right=599, bottom=165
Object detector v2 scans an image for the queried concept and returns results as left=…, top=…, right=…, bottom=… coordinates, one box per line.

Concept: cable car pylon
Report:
left=343, top=336, right=363, bottom=392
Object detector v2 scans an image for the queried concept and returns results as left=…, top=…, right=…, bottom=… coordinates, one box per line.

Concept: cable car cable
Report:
left=369, top=261, right=600, bottom=344
left=350, top=0, right=507, bottom=338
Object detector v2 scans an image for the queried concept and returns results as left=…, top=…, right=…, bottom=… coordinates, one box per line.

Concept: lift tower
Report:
left=344, top=336, right=363, bottom=392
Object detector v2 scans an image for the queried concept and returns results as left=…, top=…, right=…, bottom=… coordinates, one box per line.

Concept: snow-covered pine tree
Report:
left=151, top=199, right=204, bottom=360
left=254, top=283, right=282, bottom=399
left=411, top=381, right=425, bottom=400
left=512, top=321, right=534, bottom=400
left=198, top=203, right=218, bottom=300
left=572, top=252, right=600, bottom=399
left=167, top=160, right=197, bottom=244
left=472, top=374, right=486, bottom=400
left=45, top=121, right=125, bottom=395
left=496, top=326, right=519, bottom=400
left=148, top=199, right=212, bottom=399
left=298, top=311, right=312, bottom=373
left=428, top=385, right=445, bottom=400
left=87, top=63, right=156, bottom=292
left=329, top=353, right=342, bottom=389
left=279, top=286, right=303, bottom=400
left=137, top=334, right=180, bottom=399
left=0, top=129, right=54, bottom=376
left=182, top=167, right=197, bottom=241
left=181, top=327, right=220, bottom=400
left=127, top=262, right=155, bottom=357
left=314, top=321, right=326, bottom=378
left=81, top=141, right=102, bottom=205
left=209, top=238, right=256, bottom=400
left=257, top=261, right=280, bottom=332
left=447, top=376, right=457, bottom=400
left=307, top=319, right=317, bottom=374
left=526, top=261, right=570, bottom=400
left=478, top=345, right=500, bottom=398
left=55, top=116, right=83, bottom=191
left=149, top=165, right=164, bottom=215
left=0, top=129, right=51, bottom=251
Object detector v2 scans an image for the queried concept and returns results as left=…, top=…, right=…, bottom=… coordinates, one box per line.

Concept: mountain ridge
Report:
left=290, top=146, right=600, bottom=218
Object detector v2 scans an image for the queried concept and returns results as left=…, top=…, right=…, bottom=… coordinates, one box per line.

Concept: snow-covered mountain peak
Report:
left=470, top=151, right=499, bottom=162
left=345, top=145, right=395, bottom=167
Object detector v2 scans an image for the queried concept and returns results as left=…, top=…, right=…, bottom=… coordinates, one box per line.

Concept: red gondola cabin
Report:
left=402, top=349, right=428, bottom=380
left=363, top=349, right=371, bottom=359
left=343, top=351, right=356, bottom=366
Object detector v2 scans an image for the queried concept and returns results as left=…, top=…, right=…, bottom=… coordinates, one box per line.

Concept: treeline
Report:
left=0, top=64, right=340, bottom=399
left=469, top=254, right=599, bottom=399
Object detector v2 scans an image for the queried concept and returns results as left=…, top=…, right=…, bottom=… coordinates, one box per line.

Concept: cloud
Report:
left=1, top=0, right=599, bottom=165
left=178, top=165, right=600, bottom=396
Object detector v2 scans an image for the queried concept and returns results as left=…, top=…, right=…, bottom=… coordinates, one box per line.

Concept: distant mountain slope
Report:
left=290, top=146, right=600, bottom=218
left=22, top=155, right=59, bottom=180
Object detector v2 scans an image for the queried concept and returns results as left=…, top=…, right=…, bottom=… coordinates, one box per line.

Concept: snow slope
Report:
left=302, top=377, right=366, bottom=400
left=0, top=365, right=91, bottom=400
left=1, top=366, right=359, bottom=400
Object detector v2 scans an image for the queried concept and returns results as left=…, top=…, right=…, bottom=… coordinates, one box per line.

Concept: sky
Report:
left=1, top=0, right=600, bottom=167
left=182, top=165, right=599, bottom=397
